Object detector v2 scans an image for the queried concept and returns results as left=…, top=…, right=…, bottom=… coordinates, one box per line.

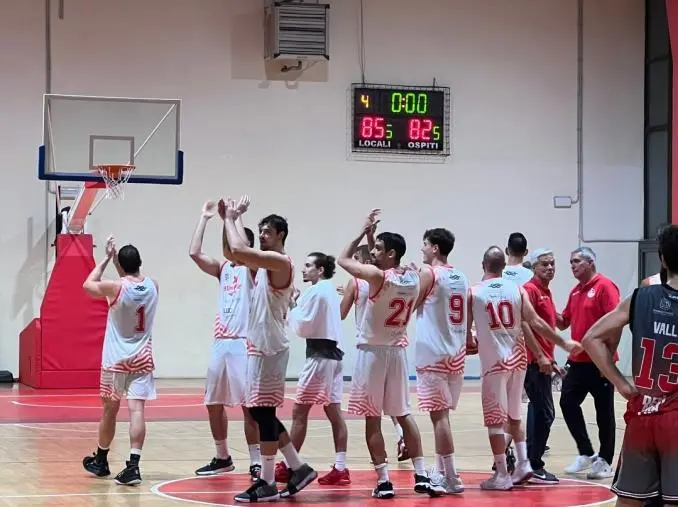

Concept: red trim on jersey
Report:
left=108, top=284, right=123, bottom=307
left=422, top=265, right=437, bottom=301
left=369, top=270, right=387, bottom=301
left=353, top=276, right=360, bottom=300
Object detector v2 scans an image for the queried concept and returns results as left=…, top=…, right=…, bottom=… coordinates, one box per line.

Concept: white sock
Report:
left=442, top=453, right=457, bottom=479
left=280, top=442, right=303, bottom=470
left=515, top=441, right=528, bottom=462
left=494, top=453, right=508, bottom=475
left=262, top=455, right=275, bottom=485
left=394, top=421, right=404, bottom=439
left=248, top=444, right=261, bottom=465
left=375, top=462, right=389, bottom=483
left=335, top=451, right=346, bottom=471
left=412, top=456, right=426, bottom=476
left=435, top=453, right=444, bottom=472
left=215, top=440, right=229, bottom=460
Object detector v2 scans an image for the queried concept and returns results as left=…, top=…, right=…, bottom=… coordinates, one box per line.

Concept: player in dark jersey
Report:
left=582, top=224, right=678, bottom=507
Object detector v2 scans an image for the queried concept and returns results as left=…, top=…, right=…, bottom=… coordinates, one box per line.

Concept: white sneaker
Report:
left=511, top=460, right=534, bottom=485
left=429, top=466, right=464, bottom=494
left=480, top=472, right=513, bottom=491
left=586, top=458, right=613, bottom=479
left=564, top=454, right=597, bottom=474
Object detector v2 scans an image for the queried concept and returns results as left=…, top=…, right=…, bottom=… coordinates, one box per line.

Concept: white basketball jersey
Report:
left=248, top=261, right=295, bottom=356
left=288, top=279, right=344, bottom=349
left=358, top=268, right=419, bottom=347
left=502, top=265, right=533, bottom=286
left=472, top=277, right=526, bottom=375
left=354, top=278, right=369, bottom=337
left=648, top=273, right=662, bottom=285
left=102, top=277, right=158, bottom=373
left=415, top=265, right=469, bottom=371
left=213, top=262, right=254, bottom=339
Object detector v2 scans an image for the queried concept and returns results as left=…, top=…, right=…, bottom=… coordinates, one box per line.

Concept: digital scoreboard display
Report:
left=351, top=84, right=449, bottom=155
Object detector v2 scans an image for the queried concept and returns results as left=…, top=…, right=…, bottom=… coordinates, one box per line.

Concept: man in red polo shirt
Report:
left=522, top=248, right=559, bottom=484
left=556, top=247, right=619, bottom=480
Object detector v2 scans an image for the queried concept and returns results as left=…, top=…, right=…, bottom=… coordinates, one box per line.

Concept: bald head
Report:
left=483, top=245, right=506, bottom=275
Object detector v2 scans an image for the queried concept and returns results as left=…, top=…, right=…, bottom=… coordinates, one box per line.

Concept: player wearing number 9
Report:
left=338, top=209, right=444, bottom=499
left=82, top=237, right=159, bottom=486
left=582, top=224, right=678, bottom=506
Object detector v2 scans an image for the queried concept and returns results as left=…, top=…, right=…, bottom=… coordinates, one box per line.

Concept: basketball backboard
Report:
left=38, top=94, right=183, bottom=185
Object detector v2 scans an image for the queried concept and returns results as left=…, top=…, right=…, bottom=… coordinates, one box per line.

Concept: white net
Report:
left=95, top=165, right=135, bottom=200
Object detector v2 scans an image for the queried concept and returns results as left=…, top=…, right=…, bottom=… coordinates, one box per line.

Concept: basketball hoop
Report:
left=94, top=164, right=135, bottom=200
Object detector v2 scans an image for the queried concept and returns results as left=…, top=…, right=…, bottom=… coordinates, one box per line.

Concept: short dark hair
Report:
left=244, top=227, right=255, bottom=248
left=308, top=251, right=336, bottom=279
left=423, top=228, right=455, bottom=256
left=258, top=214, right=288, bottom=245
left=117, top=245, right=142, bottom=275
left=507, top=232, right=528, bottom=256
left=658, top=224, right=678, bottom=275
left=377, top=232, right=406, bottom=262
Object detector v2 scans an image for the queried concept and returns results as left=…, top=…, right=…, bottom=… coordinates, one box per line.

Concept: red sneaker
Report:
left=274, top=461, right=290, bottom=483
left=318, top=466, right=351, bottom=485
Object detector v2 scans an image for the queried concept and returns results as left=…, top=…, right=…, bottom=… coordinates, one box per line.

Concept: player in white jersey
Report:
left=275, top=252, right=351, bottom=486
left=338, top=209, right=443, bottom=499
left=188, top=199, right=262, bottom=480
left=468, top=246, right=582, bottom=491
left=222, top=196, right=317, bottom=503
left=502, top=232, right=533, bottom=286
left=81, top=236, right=158, bottom=486
left=414, top=228, right=468, bottom=494
left=340, top=243, right=412, bottom=463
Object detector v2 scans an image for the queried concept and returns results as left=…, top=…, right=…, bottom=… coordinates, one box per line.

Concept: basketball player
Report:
left=338, top=209, right=443, bottom=499
left=81, top=236, right=158, bottom=486
left=502, top=232, right=533, bottom=286
left=221, top=196, right=317, bottom=503
left=582, top=224, right=678, bottom=507
left=278, top=252, right=350, bottom=486
left=188, top=199, right=261, bottom=480
left=414, top=228, right=467, bottom=494
left=339, top=244, right=410, bottom=462
left=468, top=246, right=582, bottom=491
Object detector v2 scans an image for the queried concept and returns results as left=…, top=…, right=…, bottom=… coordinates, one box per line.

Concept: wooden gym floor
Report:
left=0, top=378, right=619, bottom=506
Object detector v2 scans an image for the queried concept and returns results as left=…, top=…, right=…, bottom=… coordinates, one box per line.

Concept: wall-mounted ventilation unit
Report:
left=264, top=1, right=330, bottom=61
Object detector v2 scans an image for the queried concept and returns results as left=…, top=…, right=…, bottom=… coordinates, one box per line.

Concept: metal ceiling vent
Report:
left=264, top=1, right=330, bottom=61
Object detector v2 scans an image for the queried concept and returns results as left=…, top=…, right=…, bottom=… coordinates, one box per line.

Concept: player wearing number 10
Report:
left=339, top=210, right=444, bottom=499
left=468, top=246, right=582, bottom=491
left=81, top=237, right=159, bottom=486
left=582, top=224, right=678, bottom=506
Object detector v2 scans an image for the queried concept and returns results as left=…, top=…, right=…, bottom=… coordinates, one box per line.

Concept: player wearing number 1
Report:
left=468, top=246, right=582, bottom=491
left=583, top=224, right=678, bottom=507
left=413, top=228, right=468, bottom=494
left=338, top=209, right=443, bottom=499
left=81, top=236, right=159, bottom=486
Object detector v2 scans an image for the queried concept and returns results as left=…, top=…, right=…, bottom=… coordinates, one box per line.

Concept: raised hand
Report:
left=202, top=200, right=217, bottom=219
left=217, top=199, right=226, bottom=220
left=104, top=235, right=116, bottom=259
left=224, top=197, right=240, bottom=220
left=362, top=208, right=381, bottom=234
left=236, top=195, right=251, bottom=215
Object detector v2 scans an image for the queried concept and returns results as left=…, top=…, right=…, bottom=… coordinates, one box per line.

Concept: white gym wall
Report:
left=0, top=0, right=644, bottom=379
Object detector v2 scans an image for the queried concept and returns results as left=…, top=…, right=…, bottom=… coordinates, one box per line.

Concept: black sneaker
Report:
left=114, top=461, right=142, bottom=486
left=530, top=468, right=559, bottom=484
left=83, top=454, right=110, bottom=477
left=195, top=456, right=235, bottom=476
left=279, top=463, right=318, bottom=498
left=414, top=473, right=444, bottom=496
left=249, top=464, right=262, bottom=482
left=372, top=480, right=395, bottom=499
left=544, top=445, right=551, bottom=456
left=234, top=478, right=279, bottom=503
left=491, top=446, right=516, bottom=475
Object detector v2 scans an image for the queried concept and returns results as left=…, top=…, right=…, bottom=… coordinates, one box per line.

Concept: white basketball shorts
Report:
left=100, top=370, right=157, bottom=401
left=348, top=345, right=410, bottom=418
left=295, top=357, right=343, bottom=406
left=246, top=348, right=290, bottom=408
left=416, top=370, right=464, bottom=412
left=204, top=338, right=248, bottom=406
left=481, top=368, right=526, bottom=426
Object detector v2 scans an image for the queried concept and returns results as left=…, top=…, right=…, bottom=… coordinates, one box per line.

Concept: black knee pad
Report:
left=249, top=406, right=280, bottom=442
